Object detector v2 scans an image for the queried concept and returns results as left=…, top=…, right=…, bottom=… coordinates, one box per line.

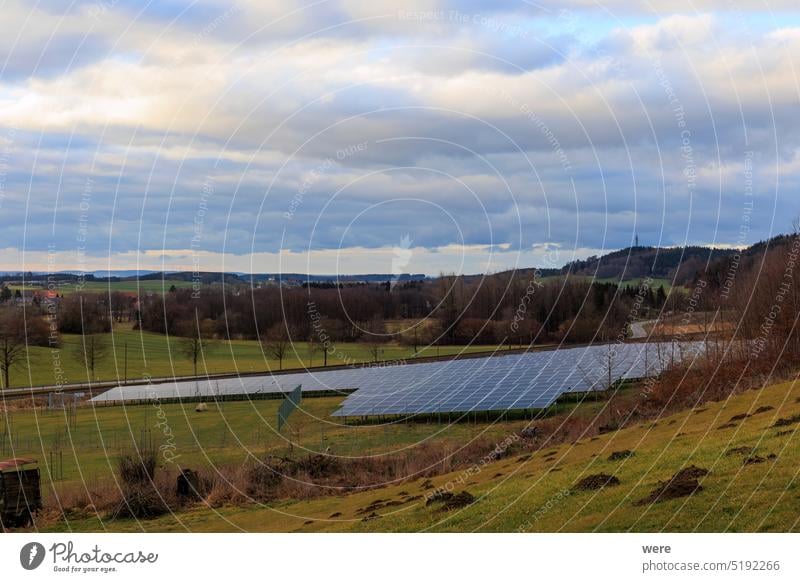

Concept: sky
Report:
left=1, top=0, right=799, bottom=275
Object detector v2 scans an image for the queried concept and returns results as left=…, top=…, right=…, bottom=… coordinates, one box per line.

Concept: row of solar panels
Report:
left=91, top=342, right=702, bottom=416
left=332, top=342, right=702, bottom=416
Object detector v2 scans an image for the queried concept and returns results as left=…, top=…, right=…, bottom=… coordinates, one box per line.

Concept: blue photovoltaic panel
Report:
left=90, top=342, right=703, bottom=416
left=330, top=342, right=703, bottom=416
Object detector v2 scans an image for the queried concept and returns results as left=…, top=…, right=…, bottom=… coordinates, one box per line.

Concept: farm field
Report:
left=8, top=279, right=199, bottom=295
left=9, top=324, right=502, bottom=389
left=38, top=376, right=800, bottom=533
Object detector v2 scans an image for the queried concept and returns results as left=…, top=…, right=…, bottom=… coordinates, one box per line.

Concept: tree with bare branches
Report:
left=72, top=334, right=109, bottom=382
left=0, top=309, right=26, bottom=389
left=263, top=324, right=292, bottom=371
left=179, top=318, right=215, bottom=376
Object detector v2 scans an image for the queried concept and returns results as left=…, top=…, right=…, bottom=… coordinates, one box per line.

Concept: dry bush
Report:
left=203, top=466, right=249, bottom=508
left=118, top=451, right=157, bottom=487
left=96, top=451, right=181, bottom=520
left=0, top=395, right=48, bottom=412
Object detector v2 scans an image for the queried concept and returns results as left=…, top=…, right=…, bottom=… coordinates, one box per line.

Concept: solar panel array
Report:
left=331, top=341, right=703, bottom=416
left=91, top=342, right=703, bottom=416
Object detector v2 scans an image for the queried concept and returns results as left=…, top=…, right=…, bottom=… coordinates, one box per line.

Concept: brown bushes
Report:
left=111, top=451, right=176, bottom=520
left=118, top=451, right=157, bottom=486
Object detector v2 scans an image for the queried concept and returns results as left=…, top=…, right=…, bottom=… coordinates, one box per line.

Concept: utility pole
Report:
left=123, top=341, right=128, bottom=385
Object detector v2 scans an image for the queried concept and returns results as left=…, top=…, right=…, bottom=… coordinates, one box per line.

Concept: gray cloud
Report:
left=0, top=2, right=798, bottom=273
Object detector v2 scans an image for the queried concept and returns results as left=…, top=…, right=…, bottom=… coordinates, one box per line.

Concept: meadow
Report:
left=8, top=279, right=198, bottom=295
left=12, top=324, right=501, bottom=389
left=35, top=376, right=800, bottom=533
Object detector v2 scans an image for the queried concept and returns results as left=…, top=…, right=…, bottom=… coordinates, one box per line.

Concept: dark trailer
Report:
left=0, top=458, right=41, bottom=528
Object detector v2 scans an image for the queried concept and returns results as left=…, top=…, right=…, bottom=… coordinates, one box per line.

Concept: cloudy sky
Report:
left=1, top=0, right=799, bottom=275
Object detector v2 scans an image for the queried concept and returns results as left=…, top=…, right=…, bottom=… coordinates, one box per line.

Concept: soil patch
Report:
left=425, top=491, right=476, bottom=511
left=772, top=414, right=800, bottom=428
left=743, top=455, right=766, bottom=465
left=608, top=450, right=634, bottom=461
left=635, top=466, right=708, bottom=505
left=724, top=446, right=753, bottom=457
left=743, top=454, right=777, bottom=466
left=574, top=473, right=620, bottom=491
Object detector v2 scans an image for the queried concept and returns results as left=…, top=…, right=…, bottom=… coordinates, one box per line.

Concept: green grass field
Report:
left=8, top=325, right=501, bottom=389
left=9, top=280, right=198, bottom=295
left=2, top=396, right=537, bottom=488
left=36, top=377, right=800, bottom=532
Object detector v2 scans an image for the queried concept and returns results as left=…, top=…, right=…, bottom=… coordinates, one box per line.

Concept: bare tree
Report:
left=363, top=318, right=385, bottom=363
left=0, top=309, right=26, bottom=389
left=263, top=325, right=292, bottom=371
left=179, top=318, right=214, bottom=377
left=72, top=334, right=109, bottom=382
left=307, top=331, right=324, bottom=367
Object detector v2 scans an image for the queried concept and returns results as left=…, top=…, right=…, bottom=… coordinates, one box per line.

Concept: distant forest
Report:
left=2, top=235, right=799, bottom=364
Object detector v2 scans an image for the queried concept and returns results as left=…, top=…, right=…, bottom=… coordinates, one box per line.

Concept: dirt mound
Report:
left=574, top=473, right=620, bottom=491
left=743, top=454, right=777, bottom=466
left=743, top=455, right=766, bottom=465
left=329, top=512, right=342, bottom=518
left=729, top=413, right=749, bottom=422
left=754, top=406, right=774, bottom=415
left=673, top=465, right=709, bottom=480
left=717, top=422, right=738, bottom=430
left=608, top=450, right=634, bottom=461
left=772, top=414, right=800, bottom=428
left=420, top=479, right=434, bottom=490
left=724, top=446, right=753, bottom=457
left=426, top=491, right=476, bottom=511
left=635, top=466, right=708, bottom=505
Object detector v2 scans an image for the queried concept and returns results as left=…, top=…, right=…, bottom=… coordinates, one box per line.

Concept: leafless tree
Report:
left=308, top=332, right=324, bottom=367
left=263, top=324, right=292, bottom=371
left=72, top=334, right=109, bottom=382
left=0, top=309, right=26, bottom=389
left=179, top=318, right=214, bottom=377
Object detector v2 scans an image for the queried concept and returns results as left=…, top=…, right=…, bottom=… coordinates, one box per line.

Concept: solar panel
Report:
left=91, top=342, right=704, bottom=417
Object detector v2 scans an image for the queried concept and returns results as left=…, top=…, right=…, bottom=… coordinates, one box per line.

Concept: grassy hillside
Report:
left=10, top=324, right=501, bottom=388
left=42, top=377, right=800, bottom=532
